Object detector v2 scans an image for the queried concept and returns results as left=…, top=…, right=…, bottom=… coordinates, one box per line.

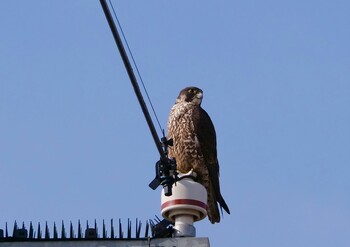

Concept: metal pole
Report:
left=99, top=0, right=166, bottom=161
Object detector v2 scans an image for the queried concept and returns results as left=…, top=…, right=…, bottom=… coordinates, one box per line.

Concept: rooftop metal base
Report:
left=0, top=237, right=210, bottom=247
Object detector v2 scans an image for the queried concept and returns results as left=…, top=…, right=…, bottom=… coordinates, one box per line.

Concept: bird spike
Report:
left=53, top=222, right=58, bottom=239
left=136, top=218, right=141, bottom=238
left=29, top=222, right=34, bottom=239
left=127, top=219, right=131, bottom=238
left=70, top=221, right=74, bottom=239
left=6, top=222, right=8, bottom=238
left=12, top=220, right=18, bottom=237
left=61, top=221, right=66, bottom=239
left=77, top=220, right=82, bottom=239
left=37, top=222, right=42, bottom=239
left=102, top=220, right=106, bottom=239
left=110, top=219, right=115, bottom=239
left=155, top=215, right=162, bottom=223
left=145, top=220, right=149, bottom=238
left=45, top=222, right=50, bottom=239
left=119, top=219, right=123, bottom=239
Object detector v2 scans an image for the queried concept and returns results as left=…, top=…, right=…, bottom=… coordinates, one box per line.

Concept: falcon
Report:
left=167, top=86, right=230, bottom=223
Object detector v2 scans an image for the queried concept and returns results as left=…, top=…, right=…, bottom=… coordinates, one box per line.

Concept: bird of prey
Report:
left=167, top=86, right=230, bottom=223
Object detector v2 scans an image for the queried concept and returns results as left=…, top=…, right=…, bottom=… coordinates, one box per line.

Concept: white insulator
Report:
left=161, top=170, right=207, bottom=237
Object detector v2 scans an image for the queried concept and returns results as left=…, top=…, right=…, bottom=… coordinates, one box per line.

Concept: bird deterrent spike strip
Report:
left=0, top=219, right=151, bottom=240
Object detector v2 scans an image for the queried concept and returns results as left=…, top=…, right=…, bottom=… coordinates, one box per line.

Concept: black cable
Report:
left=108, top=0, right=164, bottom=135
left=100, top=0, right=166, bottom=161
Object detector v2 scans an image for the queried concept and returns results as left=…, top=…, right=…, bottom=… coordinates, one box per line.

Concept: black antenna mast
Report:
left=99, top=0, right=177, bottom=195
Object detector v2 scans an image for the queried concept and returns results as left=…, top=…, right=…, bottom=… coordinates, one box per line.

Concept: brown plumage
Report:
left=167, top=86, right=230, bottom=224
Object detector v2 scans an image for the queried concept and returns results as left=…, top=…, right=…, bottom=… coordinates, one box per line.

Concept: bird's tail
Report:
left=207, top=184, right=221, bottom=223
left=207, top=183, right=230, bottom=224
left=219, top=194, right=230, bottom=215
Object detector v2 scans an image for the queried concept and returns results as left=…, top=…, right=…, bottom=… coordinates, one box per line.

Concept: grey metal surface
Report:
left=0, top=237, right=210, bottom=247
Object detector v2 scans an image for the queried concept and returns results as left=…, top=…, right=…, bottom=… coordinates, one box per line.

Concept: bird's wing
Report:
left=193, top=106, right=230, bottom=215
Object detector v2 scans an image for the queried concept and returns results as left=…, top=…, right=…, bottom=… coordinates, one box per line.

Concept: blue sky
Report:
left=1, top=1, right=349, bottom=246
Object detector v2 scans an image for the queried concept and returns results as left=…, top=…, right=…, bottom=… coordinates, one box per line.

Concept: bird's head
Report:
left=176, top=86, right=203, bottom=105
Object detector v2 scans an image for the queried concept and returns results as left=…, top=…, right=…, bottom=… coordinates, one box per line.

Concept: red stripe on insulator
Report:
left=161, top=199, right=207, bottom=210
